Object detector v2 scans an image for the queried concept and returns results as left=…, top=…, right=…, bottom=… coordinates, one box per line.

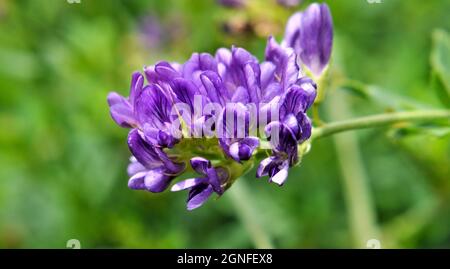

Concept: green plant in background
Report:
left=0, top=0, right=449, bottom=249
left=107, top=1, right=449, bottom=248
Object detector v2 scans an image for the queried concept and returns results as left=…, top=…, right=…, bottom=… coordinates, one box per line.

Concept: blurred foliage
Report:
left=0, top=0, right=449, bottom=248
left=431, top=29, right=450, bottom=107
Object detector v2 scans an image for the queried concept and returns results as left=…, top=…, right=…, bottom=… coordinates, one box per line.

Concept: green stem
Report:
left=312, top=109, right=450, bottom=140
left=312, top=103, right=323, bottom=126
left=227, top=179, right=274, bottom=249
left=326, top=91, right=380, bottom=248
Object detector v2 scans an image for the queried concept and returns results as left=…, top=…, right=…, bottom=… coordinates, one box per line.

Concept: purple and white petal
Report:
left=144, top=168, right=173, bottom=193
left=107, top=92, right=136, bottom=128
left=187, top=184, right=214, bottom=211
left=200, top=71, right=229, bottom=106
left=171, top=178, right=207, bottom=192
left=269, top=160, right=289, bottom=186
left=171, top=78, right=197, bottom=112
left=190, top=157, right=211, bottom=175
left=256, top=156, right=276, bottom=178
left=127, top=129, right=162, bottom=169
left=135, top=84, right=172, bottom=128
left=229, top=136, right=260, bottom=161
left=128, top=171, right=147, bottom=190
left=127, top=157, right=146, bottom=176
left=280, top=84, right=316, bottom=118
left=129, top=72, right=144, bottom=104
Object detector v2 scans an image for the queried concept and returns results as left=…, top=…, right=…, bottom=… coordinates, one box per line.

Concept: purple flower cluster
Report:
left=108, top=3, right=332, bottom=210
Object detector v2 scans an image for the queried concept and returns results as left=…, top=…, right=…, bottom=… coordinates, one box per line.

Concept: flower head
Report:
left=107, top=3, right=335, bottom=210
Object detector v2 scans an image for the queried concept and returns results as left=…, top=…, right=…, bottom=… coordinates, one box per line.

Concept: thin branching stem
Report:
left=312, top=109, right=450, bottom=140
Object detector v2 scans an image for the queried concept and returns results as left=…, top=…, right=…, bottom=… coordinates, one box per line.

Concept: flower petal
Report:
left=260, top=61, right=276, bottom=90
left=144, top=61, right=181, bottom=89
left=231, top=86, right=249, bottom=103
left=189, top=157, right=223, bottom=194
left=283, top=113, right=300, bottom=141
left=128, top=171, right=147, bottom=190
left=190, top=157, right=211, bottom=175
left=127, top=129, right=161, bottom=168
left=171, top=178, right=207, bottom=192
left=155, top=61, right=181, bottom=81
left=144, top=168, right=173, bottom=193
left=215, top=48, right=232, bottom=78
left=200, top=71, right=229, bottom=106
left=127, top=157, right=146, bottom=176
left=256, top=156, right=276, bottom=178
left=135, top=84, right=172, bottom=128
left=265, top=36, right=299, bottom=90
left=280, top=84, right=316, bottom=118
left=282, top=12, right=302, bottom=49
left=171, top=78, right=197, bottom=112
left=229, top=137, right=260, bottom=161
left=226, top=47, right=260, bottom=92
left=153, top=147, right=185, bottom=174
left=297, top=112, right=312, bottom=143
left=107, top=92, right=135, bottom=128
left=143, top=124, right=178, bottom=148
left=129, top=72, right=144, bottom=104
left=269, top=160, right=289, bottom=186
left=183, top=52, right=218, bottom=79
left=265, top=121, right=297, bottom=152
left=187, top=184, right=214, bottom=210
left=244, top=62, right=261, bottom=104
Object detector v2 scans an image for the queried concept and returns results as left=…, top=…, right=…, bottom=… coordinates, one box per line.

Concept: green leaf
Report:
left=388, top=124, right=450, bottom=139
left=339, top=80, right=429, bottom=110
left=430, top=29, right=450, bottom=107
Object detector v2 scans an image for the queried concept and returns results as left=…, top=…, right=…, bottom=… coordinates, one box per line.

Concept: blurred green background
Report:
left=0, top=0, right=449, bottom=248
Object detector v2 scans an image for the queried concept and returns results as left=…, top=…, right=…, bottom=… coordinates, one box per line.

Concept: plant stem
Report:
left=227, top=179, right=274, bottom=249
left=326, top=91, right=380, bottom=248
left=312, top=103, right=323, bottom=126
left=312, top=109, right=450, bottom=140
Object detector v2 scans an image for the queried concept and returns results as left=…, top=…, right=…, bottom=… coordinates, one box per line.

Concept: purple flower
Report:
left=107, top=4, right=332, bottom=209
left=217, top=103, right=260, bottom=162
left=264, top=36, right=299, bottom=94
left=108, top=45, right=316, bottom=207
left=282, top=3, right=333, bottom=76
left=135, top=84, right=180, bottom=148
left=107, top=72, right=144, bottom=128
left=256, top=79, right=316, bottom=185
left=214, top=47, right=262, bottom=105
left=127, top=129, right=185, bottom=192
left=171, top=157, right=229, bottom=210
